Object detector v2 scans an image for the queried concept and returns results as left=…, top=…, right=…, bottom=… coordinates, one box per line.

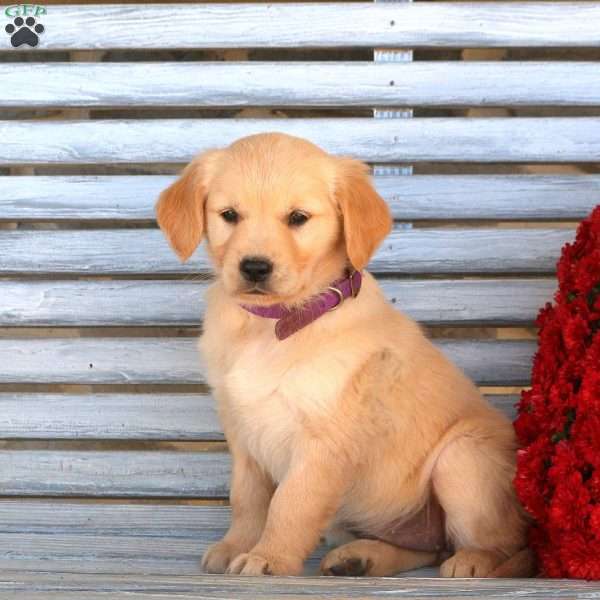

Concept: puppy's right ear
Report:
left=155, top=149, right=223, bottom=262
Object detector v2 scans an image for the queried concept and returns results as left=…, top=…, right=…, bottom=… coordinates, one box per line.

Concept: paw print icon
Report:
left=5, top=16, right=45, bottom=48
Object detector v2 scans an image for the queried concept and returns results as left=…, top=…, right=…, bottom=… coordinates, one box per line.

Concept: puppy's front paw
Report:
left=440, top=549, right=504, bottom=578
left=201, top=540, right=243, bottom=574
left=226, top=551, right=302, bottom=576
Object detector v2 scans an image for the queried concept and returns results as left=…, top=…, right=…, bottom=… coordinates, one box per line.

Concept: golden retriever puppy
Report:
left=156, top=132, right=529, bottom=578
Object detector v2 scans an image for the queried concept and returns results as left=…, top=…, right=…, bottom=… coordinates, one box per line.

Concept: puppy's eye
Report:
left=288, top=210, right=310, bottom=227
left=220, top=209, right=239, bottom=224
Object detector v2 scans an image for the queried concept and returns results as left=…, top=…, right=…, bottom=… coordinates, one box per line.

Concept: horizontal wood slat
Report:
left=0, top=501, right=337, bottom=575
left=2, top=119, right=600, bottom=164
left=0, top=228, right=572, bottom=275
left=2, top=62, right=600, bottom=108
left=2, top=175, right=599, bottom=222
left=0, top=338, right=535, bottom=386
left=0, top=504, right=326, bottom=577
left=4, top=3, right=599, bottom=49
left=3, top=571, right=600, bottom=597
left=377, top=175, right=600, bottom=221
left=0, top=278, right=555, bottom=327
left=0, top=394, right=220, bottom=440
left=0, top=501, right=230, bottom=535
left=0, top=393, right=517, bottom=440
left=0, top=451, right=230, bottom=498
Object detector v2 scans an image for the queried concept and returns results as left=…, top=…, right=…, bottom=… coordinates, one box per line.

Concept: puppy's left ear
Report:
left=334, top=157, right=393, bottom=271
left=155, top=149, right=223, bottom=262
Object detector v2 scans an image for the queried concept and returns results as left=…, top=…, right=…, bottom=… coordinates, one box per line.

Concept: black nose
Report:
left=239, top=257, right=273, bottom=283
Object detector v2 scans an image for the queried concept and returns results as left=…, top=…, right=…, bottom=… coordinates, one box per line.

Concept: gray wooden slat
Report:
left=0, top=501, right=231, bottom=535
left=0, top=338, right=535, bottom=386
left=0, top=534, right=225, bottom=577
left=2, top=570, right=600, bottom=597
left=0, top=503, right=332, bottom=575
left=0, top=394, right=220, bottom=440
left=1, top=175, right=598, bottom=222
left=0, top=278, right=555, bottom=327
left=378, top=175, right=600, bottom=221
left=0, top=451, right=230, bottom=497
left=2, top=118, right=600, bottom=164
left=0, top=394, right=517, bottom=440
left=5, top=3, right=600, bottom=49
left=3, top=62, right=599, bottom=108
left=0, top=228, right=572, bottom=275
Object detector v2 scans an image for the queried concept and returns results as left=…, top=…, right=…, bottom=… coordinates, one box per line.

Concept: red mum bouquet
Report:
left=514, top=205, right=600, bottom=579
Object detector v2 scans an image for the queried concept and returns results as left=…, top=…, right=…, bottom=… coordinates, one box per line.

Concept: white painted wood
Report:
left=1, top=175, right=598, bottom=222
left=1, top=570, right=599, bottom=596
left=2, top=118, right=600, bottom=164
left=0, top=393, right=517, bottom=440
left=0, top=508, right=243, bottom=576
left=0, top=228, right=572, bottom=275
left=2, top=62, right=600, bottom=108
left=0, top=338, right=535, bottom=385
left=376, top=175, right=600, bottom=221
left=0, top=451, right=230, bottom=497
left=0, top=501, right=231, bottom=535
left=5, top=3, right=600, bottom=49
left=0, top=278, right=555, bottom=327
left=0, top=393, right=220, bottom=440
left=0, top=503, right=328, bottom=574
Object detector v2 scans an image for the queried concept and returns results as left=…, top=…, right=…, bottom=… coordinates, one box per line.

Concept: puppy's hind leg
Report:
left=321, top=539, right=438, bottom=577
left=431, top=421, right=529, bottom=578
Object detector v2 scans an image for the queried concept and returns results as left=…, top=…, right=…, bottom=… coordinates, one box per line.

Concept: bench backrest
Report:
left=0, top=0, right=599, bottom=574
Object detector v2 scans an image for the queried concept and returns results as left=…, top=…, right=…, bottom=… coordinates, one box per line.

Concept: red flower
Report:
left=514, top=205, right=600, bottom=579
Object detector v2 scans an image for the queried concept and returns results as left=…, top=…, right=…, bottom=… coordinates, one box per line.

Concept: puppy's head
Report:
left=156, top=132, right=391, bottom=306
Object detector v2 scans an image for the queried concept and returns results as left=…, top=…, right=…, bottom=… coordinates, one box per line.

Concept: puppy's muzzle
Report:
left=239, top=256, right=273, bottom=283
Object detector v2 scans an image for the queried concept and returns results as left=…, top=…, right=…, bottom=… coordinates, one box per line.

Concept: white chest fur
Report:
left=213, top=326, right=367, bottom=483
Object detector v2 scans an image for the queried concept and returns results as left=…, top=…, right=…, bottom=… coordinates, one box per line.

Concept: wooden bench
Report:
left=1, top=2, right=600, bottom=596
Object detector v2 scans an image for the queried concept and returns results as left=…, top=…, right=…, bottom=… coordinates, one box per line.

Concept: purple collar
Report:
left=240, top=270, right=362, bottom=340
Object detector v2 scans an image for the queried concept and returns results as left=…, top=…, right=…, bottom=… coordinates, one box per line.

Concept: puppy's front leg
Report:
left=227, top=443, right=350, bottom=576
left=202, top=442, right=275, bottom=573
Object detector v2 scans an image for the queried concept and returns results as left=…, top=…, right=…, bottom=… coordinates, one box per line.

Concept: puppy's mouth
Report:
left=237, top=284, right=271, bottom=298
left=244, top=286, right=269, bottom=295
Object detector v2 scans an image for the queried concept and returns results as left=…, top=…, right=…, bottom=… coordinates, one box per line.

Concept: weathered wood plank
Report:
left=0, top=278, right=555, bottom=327
left=0, top=228, right=572, bottom=275
left=5, top=3, right=600, bottom=49
left=2, top=570, right=600, bottom=597
left=0, top=393, right=517, bottom=440
left=0, top=451, right=230, bottom=497
left=0, top=502, right=331, bottom=575
left=377, top=175, right=600, bottom=221
left=0, top=338, right=535, bottom=386
left=0, top=393, right=220, bottom=440
left=3, top=175, right=598, bottom=222
left=2, top=119, right=600, bottom=164
left=0, top=501, right=231, bottom=535
left=3, top=62, right=599, bottom=108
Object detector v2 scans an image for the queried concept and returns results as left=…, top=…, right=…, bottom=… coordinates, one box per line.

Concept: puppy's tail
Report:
left=489, top=548, right=537, bottom=578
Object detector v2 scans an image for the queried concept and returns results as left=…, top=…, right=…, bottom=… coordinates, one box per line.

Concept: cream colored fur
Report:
left=155, top=132, right=529, bottom=578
